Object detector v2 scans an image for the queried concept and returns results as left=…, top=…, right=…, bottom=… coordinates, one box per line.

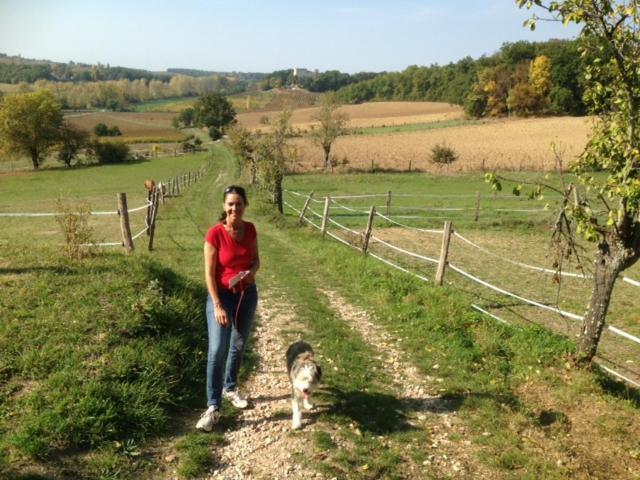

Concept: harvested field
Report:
left=0, top=83, right=21, bottom=93
left=291, top=116, right=591, bottom=172
left=231, top=88, right=319, bottom=113
left=65, top=111, right=185, bottom=142
left=237, top=101, right=464, bottom=130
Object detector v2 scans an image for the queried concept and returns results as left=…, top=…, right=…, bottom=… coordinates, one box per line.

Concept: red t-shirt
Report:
left=205, top=221, right=257, bottom=291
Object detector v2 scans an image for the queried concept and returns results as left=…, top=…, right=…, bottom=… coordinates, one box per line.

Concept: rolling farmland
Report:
left=291, top=115, right=591, bottom=172
left=64, top=111, right=185, bottom=143
left=237, top=100, right=464, bottom=130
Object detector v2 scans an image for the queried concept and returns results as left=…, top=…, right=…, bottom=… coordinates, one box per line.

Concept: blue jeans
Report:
left=205, top=284, right=258, bottom=408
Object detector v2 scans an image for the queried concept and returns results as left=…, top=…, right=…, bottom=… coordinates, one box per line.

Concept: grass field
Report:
left=282, top=171, right=640, bottom=384
left=65, top=111, right=185, bottom=143
left=0, top=152, right=210, bottom=248
left=132, top=97, right=197, bottom=113
left=2, top=144, right=640, bottom=479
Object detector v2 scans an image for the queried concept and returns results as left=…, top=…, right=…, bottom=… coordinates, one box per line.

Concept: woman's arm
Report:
left=204, top=242, right=229, bottom=326
left=245, top=237, right=260, bottom=283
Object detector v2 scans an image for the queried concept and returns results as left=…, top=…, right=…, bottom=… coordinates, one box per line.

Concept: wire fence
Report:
left=1, top=165, right=208, bottom=252
left=285, top=189, right=640, bottom=389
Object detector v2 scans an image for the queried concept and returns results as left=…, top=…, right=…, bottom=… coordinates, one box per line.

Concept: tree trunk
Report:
left=31, top=151, right=39, bottom=170
left=275, top=178, right=283, bottom=214
left=323, top=145, right=331, bottom=170
left=576, top=244, right=625, bottom=363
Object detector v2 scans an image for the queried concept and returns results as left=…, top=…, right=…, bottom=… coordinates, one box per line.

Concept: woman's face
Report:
left=223, top=193, right=246, bottom=222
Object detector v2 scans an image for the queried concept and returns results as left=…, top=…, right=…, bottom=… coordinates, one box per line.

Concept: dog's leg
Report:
left=292, top=390, right=302, bottom=430
left=303, top=395, right=314, bottom=410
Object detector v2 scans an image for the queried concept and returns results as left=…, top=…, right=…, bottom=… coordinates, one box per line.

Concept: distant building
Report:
left=292, top=67, right=314, bottom=80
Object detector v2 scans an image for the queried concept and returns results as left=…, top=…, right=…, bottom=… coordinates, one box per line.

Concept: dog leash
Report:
left=232, top=282, right=246, bottom=329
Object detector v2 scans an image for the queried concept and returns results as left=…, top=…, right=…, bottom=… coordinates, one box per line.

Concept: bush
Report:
left=91, top=141, right=130, bottom=164
left=93, top=123, right=122, bottom=137
left=93, top=122, right=109, bottom=136
left=208, top=126, right=222, bottom=141
left=429, top=142, right=458, bottom=168
left=55, top=198, right=94, bottom=260
left=108, top=125, right=122, bottom=136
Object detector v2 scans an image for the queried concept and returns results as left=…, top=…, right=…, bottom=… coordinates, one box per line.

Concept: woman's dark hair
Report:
left=219, top=185, right=248, bottom=223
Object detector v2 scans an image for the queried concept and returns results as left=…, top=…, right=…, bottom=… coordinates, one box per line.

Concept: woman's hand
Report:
left=214, top=301, right=229, bottom=326
left=244, top=270, right=256, bottom=284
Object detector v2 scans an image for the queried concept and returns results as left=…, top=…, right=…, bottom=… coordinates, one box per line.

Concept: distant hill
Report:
left=0, top=53, right=170, bottom=83
left=167, top=68, right=265, bottom=82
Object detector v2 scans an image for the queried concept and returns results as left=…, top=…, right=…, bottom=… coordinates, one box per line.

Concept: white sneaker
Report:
left=223, top=389, right=249, bottom=409
left=195, top=406, right=220, bottom=432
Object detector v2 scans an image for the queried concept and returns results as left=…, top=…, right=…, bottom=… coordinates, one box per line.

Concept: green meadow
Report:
left=1, top=144, right=639, bottom=479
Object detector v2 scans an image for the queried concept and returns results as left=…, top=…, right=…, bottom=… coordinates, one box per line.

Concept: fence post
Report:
left=159, top=182, right=165, bottom=205
left=386, top=190, right=392, bottom=216
left=435, top=221, right=452, bottom=285
left=362, top=206, right=376, bottom=254
left=145, top=188, right=153, bottom=236
left=321, top=196, right=331, bottom=238
left=148, top=187, right=160, bottom=251
left=299, top=191, right=314, bottom=224
left=118, top=193, right=134, bottom=253
left=474, top=191, right=481, bottom=222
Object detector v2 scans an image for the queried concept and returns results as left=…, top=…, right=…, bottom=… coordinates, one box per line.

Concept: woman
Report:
left=197, top=185, right=260, bottom=432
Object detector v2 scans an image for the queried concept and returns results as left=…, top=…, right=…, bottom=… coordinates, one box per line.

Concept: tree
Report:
left=174, top=107, right=195, bottom=128
left=310, top=93, right=349, bottom=170
left=0, top=90, right=63, bottom=169
left=90, top=140, right=130, bottom=164
left=93, top=123, right=109, bottom=136
left=57, top=123, right=89, bottom=167
left=227, top=112, right=296, bottom=213
left=507, top=82, right=539, bottom=116
left=193, top=92, right=236, bottom=133
left=227, top=125, right=258, bottom=184
left=511, top=0, right=640, bottom=363
left=254, top=110, right=296, bottom=213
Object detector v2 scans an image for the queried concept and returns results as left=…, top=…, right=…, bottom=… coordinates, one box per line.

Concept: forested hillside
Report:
left=335, top=39, right=585, bottom=117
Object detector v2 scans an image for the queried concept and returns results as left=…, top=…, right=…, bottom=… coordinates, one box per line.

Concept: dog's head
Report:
left=292, top=359, right=322, bottom=399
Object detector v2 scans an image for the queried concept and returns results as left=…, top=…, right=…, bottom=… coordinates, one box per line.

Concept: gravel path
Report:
left=202, top=284, right=492, bottom=479
left=207, top=291, right=323, bottom=480
left=320, top=288, right=491, bottom=479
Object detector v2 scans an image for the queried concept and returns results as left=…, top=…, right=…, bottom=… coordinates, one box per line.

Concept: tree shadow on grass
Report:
left=307, top=387, right=526, bottom=435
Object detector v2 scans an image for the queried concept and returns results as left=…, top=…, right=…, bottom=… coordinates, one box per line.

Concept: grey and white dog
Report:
left=286, top=341, right=322, bottom=430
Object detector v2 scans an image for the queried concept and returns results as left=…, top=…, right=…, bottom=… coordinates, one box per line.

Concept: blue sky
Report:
left=0, top=0, right=580, bottom=73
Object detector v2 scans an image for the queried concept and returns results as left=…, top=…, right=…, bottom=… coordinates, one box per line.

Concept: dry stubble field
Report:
left=292, top=115, right=592, bottom=173
left=237, top=100, right=464, bottom=130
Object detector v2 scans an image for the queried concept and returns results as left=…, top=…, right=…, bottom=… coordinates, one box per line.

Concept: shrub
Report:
left=429, top=142, right=458, bottom=168
left=93, top=123, right=122, bottom=137
left=93, top=123, right=109, bottom=136
left=55, top=198, right=94, bottom=259
left=108, top=125, right=122, bottom=136
left=208, top=126, right=222, bottom=141
left=91, top=140, right=130, bottom=164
